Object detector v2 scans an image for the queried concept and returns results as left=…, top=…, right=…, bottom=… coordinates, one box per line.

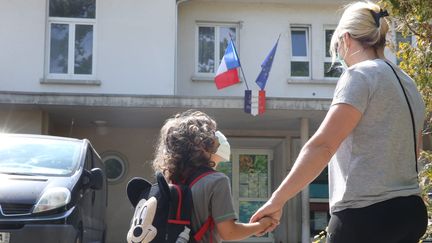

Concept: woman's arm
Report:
left=216, top=216, right=277, bottom=241
left=250, top=103, right=362, bottom=223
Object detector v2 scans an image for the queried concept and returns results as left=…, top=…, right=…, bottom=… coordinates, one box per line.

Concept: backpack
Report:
left=126, top=167, right=216, bottom=243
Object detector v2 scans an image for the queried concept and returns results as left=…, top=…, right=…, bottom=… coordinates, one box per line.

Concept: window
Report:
left=324, top=28, right=342, bottom=78
left=47, top=0, right=96, bottom=79
left=101, top=152, right=128, bottom=184
left=310, top=168, right=329, bottom=199
left=218, top=149, right=274, bottom=242
left=395, top=32, right=413, bottom=65
left=290, top=26, right=310, bottom=78
left=310, top=169, right=330, bottom=236
left=310, top=203, right=330, bottom=237
left=196, top=23, right=238, bottom=75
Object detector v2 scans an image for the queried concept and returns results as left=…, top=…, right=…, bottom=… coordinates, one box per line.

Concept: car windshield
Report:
left=0, top=136, right=83, bottom=176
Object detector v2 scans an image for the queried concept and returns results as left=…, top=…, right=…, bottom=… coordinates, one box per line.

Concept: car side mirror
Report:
left=83, top=168, right=104, bottom=190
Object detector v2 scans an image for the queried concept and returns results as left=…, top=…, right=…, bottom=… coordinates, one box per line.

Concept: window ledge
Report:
left=287, top=78, right=337, bottom=85
left=309, top=198, right=329, bottom=203
left=191, top=75, right=214, bottom=82
left=40, top=78, right=101, bottom=86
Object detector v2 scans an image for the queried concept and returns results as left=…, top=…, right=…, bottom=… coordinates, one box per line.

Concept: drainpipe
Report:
left=175, top=0, right=189, bottom=95
left=300, top=117, right=310, bottom=243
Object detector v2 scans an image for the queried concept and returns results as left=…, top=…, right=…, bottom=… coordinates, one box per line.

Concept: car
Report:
left=0, top=134, right=107, bottom=243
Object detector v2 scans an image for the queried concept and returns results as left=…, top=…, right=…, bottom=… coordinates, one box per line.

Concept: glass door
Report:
left=217, top=149, right=274, bottom=243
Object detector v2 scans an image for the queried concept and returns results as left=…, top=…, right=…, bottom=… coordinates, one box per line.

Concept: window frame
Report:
left=323, top=26, right=341, bottom=80
left=290, top=25, right=311, bottom=79
left=101, top=151, right=128, bottom=184
left=194, top=22, right=240, bottom=79
left=45, top=1, right=97, bottom=82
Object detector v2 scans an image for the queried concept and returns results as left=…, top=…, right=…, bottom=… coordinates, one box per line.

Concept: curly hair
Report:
left=152, top=110, right=219, bottom=182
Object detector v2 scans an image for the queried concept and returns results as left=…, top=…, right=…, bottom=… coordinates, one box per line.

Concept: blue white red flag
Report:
left=255, top=37, right=279, bottom=90
left=244, top=90, right=265, bottom=116
left=215, top=40, right=241, bottom=89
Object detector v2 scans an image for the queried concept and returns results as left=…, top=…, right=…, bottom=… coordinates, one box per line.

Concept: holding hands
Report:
left=250, top=198, right=284, bottom=235
left=255, top=215, right=280, bottom=236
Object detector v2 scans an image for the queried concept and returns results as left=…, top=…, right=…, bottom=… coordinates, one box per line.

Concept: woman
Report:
left=250, top=2, right=427, bottom=242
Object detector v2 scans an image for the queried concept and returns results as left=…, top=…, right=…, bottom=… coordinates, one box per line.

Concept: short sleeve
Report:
left=210, top=174, right=237, bottom=224
left=331, top=69, right=370, bottom=114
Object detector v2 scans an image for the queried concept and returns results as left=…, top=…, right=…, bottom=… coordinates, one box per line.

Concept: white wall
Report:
left=177, top=2, right=342, bottom=99
left=0, top=0, right=46, bottom=91
left=0, top=0, right=176, bottom=95
left=0, top=109, right=45, bottom=134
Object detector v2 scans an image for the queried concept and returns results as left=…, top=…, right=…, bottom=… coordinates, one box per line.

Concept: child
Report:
left=152, top=110, right=277, bottom=242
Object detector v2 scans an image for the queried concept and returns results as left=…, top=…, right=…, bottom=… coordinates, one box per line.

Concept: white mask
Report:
left=336, top=39, right=349, bottom=70
left=337, top=52, right=348, bottom=70
left=336, top=38, right=361, bottom=70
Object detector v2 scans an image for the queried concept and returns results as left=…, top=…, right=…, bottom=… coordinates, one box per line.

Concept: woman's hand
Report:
left=249, top=199, right=283, bottom=234
left=250, top=201, right=282, bottom=223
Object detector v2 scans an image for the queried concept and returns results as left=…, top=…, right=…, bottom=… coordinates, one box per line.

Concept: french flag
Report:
left=214, top=40, right=241, bottom=90
left=244, top=90, right=265, bottom=116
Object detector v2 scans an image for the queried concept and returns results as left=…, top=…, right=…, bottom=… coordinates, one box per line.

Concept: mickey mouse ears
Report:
left=127, top=177, right=152, bottom=207
left=370, top=9, right=389, bottom=27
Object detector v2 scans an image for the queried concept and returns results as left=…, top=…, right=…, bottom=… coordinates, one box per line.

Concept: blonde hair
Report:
left=330, top=1, right=389, bottom=64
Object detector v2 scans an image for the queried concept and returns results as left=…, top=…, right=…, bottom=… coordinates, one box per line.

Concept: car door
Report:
left=82, top=147, right=95, bottom=242
left=89, top=147, right=107, bottom=241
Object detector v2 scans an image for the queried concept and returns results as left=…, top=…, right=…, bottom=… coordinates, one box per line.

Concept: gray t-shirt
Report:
left=191, top=172, right=237, bottom=243
left=329, top=59, right=425, bottom=213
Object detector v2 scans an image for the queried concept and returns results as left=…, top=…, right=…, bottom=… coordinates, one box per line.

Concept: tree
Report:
left=380, top=0, right=432, bottom=239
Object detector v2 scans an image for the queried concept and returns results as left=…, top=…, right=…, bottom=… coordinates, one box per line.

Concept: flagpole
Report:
left=229, top=33, right=250, bottom=90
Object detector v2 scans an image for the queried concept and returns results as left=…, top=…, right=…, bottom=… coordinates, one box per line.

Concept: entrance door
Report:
left=217, top=149, right=274, bottom=243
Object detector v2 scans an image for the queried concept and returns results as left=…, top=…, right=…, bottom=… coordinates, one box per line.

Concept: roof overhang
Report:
left=0, top=91, right=331, bottom=133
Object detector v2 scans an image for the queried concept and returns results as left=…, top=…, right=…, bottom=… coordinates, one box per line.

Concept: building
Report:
left=0, top=0, right=416, bottom=242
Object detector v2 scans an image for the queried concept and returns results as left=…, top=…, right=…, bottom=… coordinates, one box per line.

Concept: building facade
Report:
left=0, top=0, right=414, bottom=242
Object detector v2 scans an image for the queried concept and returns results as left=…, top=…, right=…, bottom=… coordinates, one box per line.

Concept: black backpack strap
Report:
left=167, top=184, right=193, bottom=226
left=168, top=167, right=216, bottom=227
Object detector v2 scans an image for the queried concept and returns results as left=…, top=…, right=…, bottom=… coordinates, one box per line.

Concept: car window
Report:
left=0, top=136, right=82, bottom=176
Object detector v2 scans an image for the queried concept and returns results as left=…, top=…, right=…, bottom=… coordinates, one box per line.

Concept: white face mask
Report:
left=337, top=52, right=348, bottom=70
left=336, top=39, right=349, bottom=70
left=336, top=40, right=361, bottom=70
